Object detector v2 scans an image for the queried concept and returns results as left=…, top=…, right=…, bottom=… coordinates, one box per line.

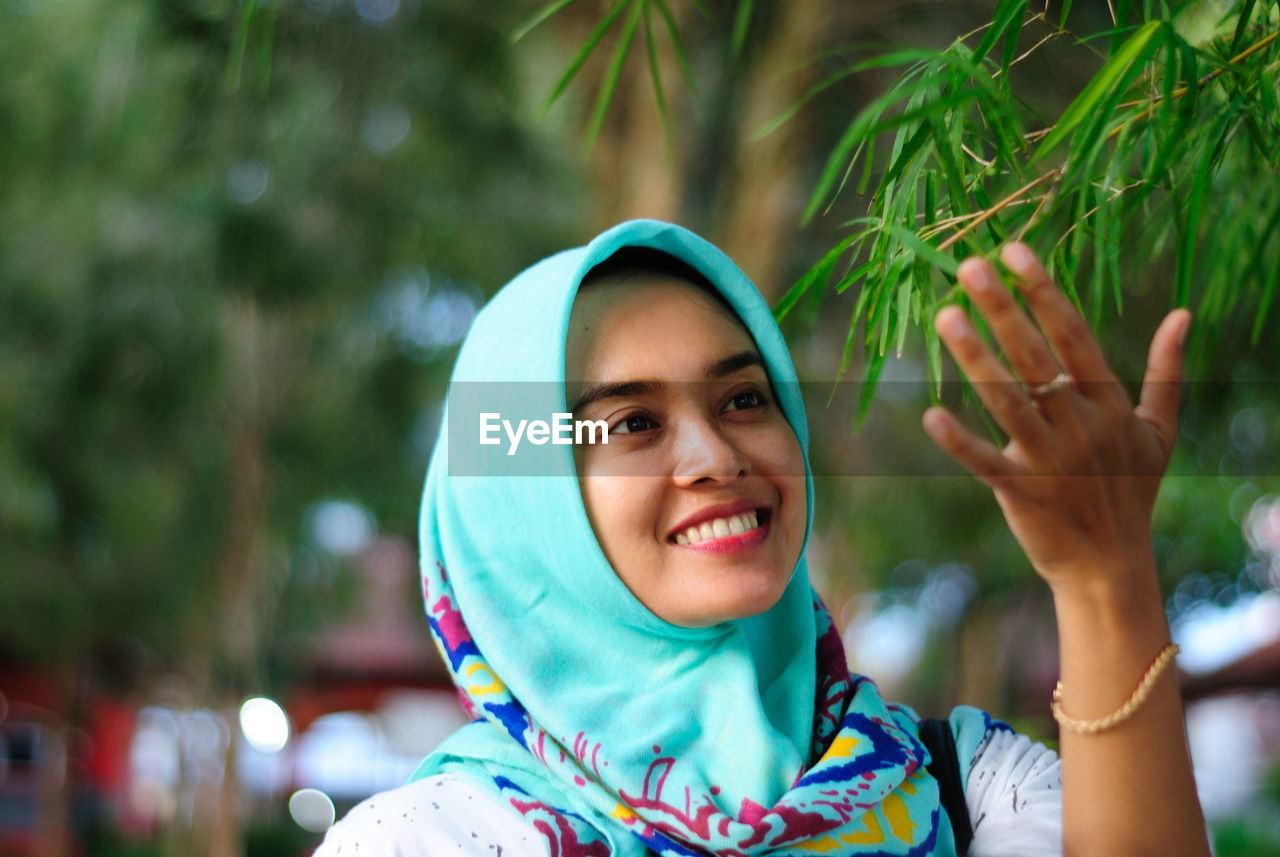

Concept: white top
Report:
left=314, top=726, right=1062, bottom=857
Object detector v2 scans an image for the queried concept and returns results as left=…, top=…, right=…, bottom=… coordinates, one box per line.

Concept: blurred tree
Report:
left=0, top=0, right=582, bottom=853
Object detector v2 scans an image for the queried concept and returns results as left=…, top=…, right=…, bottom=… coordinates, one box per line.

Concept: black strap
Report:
left=919, top=718, right=973, bottom=856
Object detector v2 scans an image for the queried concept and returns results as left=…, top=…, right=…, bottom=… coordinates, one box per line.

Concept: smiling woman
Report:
left=313, top=219, right=1209, bottom=857
left=566, top=259, right=807, bottom=628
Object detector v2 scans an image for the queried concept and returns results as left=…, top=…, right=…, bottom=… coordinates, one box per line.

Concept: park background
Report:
left=1, top=0, right=1278, bottom=855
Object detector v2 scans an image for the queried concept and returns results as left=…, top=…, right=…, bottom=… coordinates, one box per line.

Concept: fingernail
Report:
left=1004, top=242, right=1036, bottom=273
left=924, top=409, right=950, bottom=438
left=1179, top=312, right=1192, bottom=347
left=958, top=258, right=994, bottom=292
left=937, top=309, right=970, bottom=338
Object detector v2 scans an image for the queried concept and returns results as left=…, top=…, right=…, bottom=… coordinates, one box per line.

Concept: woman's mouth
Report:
left=670, top=509, right=771, bottom=554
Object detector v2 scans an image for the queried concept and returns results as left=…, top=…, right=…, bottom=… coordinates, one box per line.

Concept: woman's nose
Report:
left=670, top=418, right=750, bottom=487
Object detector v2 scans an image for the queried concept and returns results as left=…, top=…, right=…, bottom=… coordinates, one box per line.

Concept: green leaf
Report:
left=894, top=262, right=921, bottom=356
left=1176, top=111, right=1235, bottom=307
left=1249, top=201, right=1280, bottom=345
left=225, top=0, right=257, bottom=94
left=971, top=0, right=1027, bottom=67
left=584, top=0, right=643, bottom=151
left=652, top=0, right=697, bottom=96
left=1001, top=0, right=1027, bottom=72
left=513, top=0, right=581, bottom=44
left=1229, top=0, right=1259, bottom=56
left=255, top=1, right=276, bottom=95
left=541, top=0, right=631, bottom=115
left=835, top=260, right=878, bottom=294
left=805, top=86, right=982, bottom=222
left=856, top=136, right=876, bottom=195
left=642, top=2, right=669, bottom=130
left=855, top=349, right=888, bottom=427
left=882, top=224, right=960, bottom=276
left=753, top=63, right=864, bottom=141
left=1032, top=20, right=1164, bottom=162
left=880, top=124, right=933, bottom=189
left=731, top=0, right=754, bottom=57
left=1060, top=0, right=1075, bottom=28
left=925, top=114, right=971, bottom=222
left=773, top=231, right=863, bottom=321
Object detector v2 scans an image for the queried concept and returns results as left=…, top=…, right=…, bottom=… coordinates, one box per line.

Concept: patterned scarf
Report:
left=409, top=220, right=988, bottom=856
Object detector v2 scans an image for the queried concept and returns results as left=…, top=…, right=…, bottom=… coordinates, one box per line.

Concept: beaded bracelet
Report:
left=1051, top=642, right=1180, bottom=735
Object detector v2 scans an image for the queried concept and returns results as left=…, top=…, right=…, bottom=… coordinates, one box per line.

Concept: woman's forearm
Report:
left=1050, top=551, right=1210, bottom=857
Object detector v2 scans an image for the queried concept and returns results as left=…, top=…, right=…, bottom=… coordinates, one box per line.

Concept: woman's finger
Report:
left=935, top=306, right=1053, bottom=453
left=1000, top=243, right=1127, bottom=405
left=1135, top=309, right=1191, bottom=457
left=922, top=406, right=1026, bottom=494
left=956, top=256, right=1061, bottom=385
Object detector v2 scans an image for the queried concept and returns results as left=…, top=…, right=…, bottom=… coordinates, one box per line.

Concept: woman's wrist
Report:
left=1049, top=549, right=1171, bottom=655
left=1042, top=545, right=1164, bottom=613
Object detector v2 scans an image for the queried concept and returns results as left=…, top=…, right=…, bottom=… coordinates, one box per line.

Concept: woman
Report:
left=315, top=220, right=1209, bottom=856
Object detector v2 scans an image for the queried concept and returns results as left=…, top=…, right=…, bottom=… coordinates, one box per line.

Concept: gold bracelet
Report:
left=1051, top=642, right=1180, bottom=735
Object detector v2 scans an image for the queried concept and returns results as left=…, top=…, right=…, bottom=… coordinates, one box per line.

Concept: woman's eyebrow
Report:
left=708, top=350, right=762, bottom=378
left=570, top=380, right=661, bottom=415
left=570, top=351, right=763, bottom=414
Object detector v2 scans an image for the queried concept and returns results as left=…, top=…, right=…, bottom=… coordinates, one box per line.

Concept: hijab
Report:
left=409, top=219, right=992, bottom=856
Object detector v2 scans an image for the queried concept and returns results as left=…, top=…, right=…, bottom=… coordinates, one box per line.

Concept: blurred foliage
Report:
left=0, top=0, right=584, bottom=683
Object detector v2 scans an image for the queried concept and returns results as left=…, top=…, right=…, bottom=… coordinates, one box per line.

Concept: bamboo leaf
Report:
left=642, top=2, right=669, bottom=129
left=924, top=296, right=943, bottom=395
left=542, top=0, right=630, bottom=114
left=1032, top=20, right=1163, bottom=161
left=855, top=350, right=888, bottom=426
left=1001, top=1, right=1027, bottom=72
left=880, top=124, right=933, bottom=189
left=925, top=114, right=971, bottom=221
left=894, top=261, right=923, bottom=356
left=255, top=1, right=275, bottom=94
left=1230, top=0, right=1259, bottom=56
left=652, top=0, right=697, bottom=95
left=1176, top=111, right=1235, bottom=307
left=754, top=64, right=864, bottom=141
left=584, top=0, right=643, bottom=150
left=225, top=0, right=257, bottom=94
left=856, top=136, right=876, bottom=195
left=835, top=285, right=873, bottom=389
left=1249, top=200, right=1280, bottom=344
left=774, top=231, right=863, bottom=321
left=513, top=0, right=581, bottom=44
left=835, top=260, right=879, bottom=294
left=1060, top=0, right=1075, bottom=28
left=806, top=87, right=982, bottom=222
left=973, top=0, right=1028, bottom=66
left=883, top=224, right=960, bottom=276
left=731, top=0, right=754, bottom=57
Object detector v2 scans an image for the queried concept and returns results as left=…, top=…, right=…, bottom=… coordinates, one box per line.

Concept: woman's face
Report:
left=566, top=276, right=807, bottom=628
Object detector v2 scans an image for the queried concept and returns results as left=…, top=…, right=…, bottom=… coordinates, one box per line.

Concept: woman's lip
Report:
left=671, top=514, right=771, bottom=555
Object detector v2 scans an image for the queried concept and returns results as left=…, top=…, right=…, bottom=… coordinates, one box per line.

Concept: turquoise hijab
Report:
left=411, top=220, right=992, bottom=856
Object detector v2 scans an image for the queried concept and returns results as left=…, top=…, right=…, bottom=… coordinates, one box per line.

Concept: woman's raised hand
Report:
left=922, top=242, right=1192, bottom=592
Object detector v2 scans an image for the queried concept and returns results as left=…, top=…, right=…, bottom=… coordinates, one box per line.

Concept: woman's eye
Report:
left=724, top=390, right=766, bottom=412
left=613, top=413, right=657, bottom=434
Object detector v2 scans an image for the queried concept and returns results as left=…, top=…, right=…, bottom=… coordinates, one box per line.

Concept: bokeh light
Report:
left=238, top=697, right=290, bottom=754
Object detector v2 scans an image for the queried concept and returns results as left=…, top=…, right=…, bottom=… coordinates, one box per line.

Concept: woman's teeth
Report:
left=674, top=511, right=760, bottom=546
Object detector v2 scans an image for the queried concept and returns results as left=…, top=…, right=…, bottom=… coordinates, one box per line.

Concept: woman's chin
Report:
left=662, top=577, right=791, bottom=628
